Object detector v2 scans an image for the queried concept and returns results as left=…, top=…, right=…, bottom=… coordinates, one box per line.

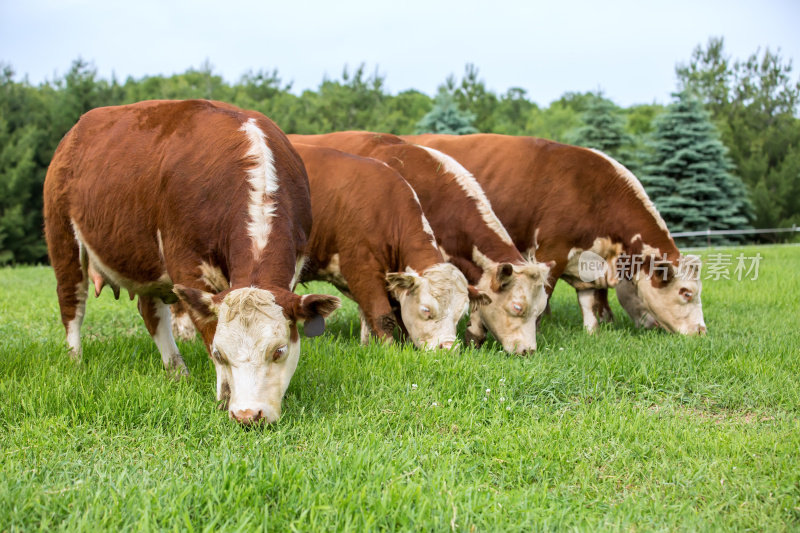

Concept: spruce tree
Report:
left=571, top=97, right=633, bottom=162
left=415, top=88, right=478, bottom=135
left=640, top=92, right=752, bottom=245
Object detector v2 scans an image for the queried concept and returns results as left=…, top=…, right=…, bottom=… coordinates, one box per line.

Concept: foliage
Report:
left=677, top=37, right=800, bottom=232
left=641, top=92, right=752, bottom=244
left=2, top=244, right=800, bottom=529
left=415, top=87, right=478, bottom=135
left=570, top=96, right=635, bottom=165
left=1, top=40, right=798, bottom=262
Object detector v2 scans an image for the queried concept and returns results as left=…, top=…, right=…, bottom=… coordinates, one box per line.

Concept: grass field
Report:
left=1, top=244, right=798, bottom=531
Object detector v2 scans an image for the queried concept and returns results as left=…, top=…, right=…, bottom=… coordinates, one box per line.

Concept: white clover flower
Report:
left=482, top=397, right=488, bottom=402
left=485, top=388, right=491, bottom=394
left=447, top=399, right=452, bottom=403
left=411, top=383, right=418, bottom=390
left=506, top=406, right=511, bottom=411
left=499, top=397, right=505, bottom=402
left=431, top=402, right=438, bottom=407
left=499, top=378, right=505, bottom=384
left=559, top=347, right=564, bottom=351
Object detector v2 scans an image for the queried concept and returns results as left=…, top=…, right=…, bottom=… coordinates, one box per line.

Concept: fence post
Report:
left=707, top=228, right=711, bottom=247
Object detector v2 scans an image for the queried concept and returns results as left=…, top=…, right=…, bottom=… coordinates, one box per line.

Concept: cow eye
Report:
left=420, top=305, right=432, bottom=319
left=272, top=345, right=288, bottom=362
left=211, top=345, right=224, bottom=362
left=679, top=287, right=693, bottom=302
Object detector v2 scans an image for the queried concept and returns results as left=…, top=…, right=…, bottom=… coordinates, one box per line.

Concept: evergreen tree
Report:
left=415, top=87, right=478, bottom=135
left=641, top=92, right=752, bottom=245
left=677, top=37, right=800, bottom=232
left=570, top=97, right=634, bottom=163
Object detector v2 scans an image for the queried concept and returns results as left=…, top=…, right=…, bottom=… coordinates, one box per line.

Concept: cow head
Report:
left=386, top=263, right=484, bottom=350
left=624, top=254, right=706, bottom=335
left=173, top=285, right=340, bottom=425
left=471, top=248, right=553, bottom=354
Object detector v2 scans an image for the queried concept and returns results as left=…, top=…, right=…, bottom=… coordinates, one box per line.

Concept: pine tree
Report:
left=415, top=88, right=478, bottom=135
left=641, top=92, right=752, bottom=245
left=571, top=97, right=633, bottom=162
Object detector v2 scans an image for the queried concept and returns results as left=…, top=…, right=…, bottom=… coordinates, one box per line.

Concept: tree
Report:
left=0, top=65, right=50, bottom=263
left=570, top=96, right=633, bottom=163
left=451, top=64, right=498, bottom=132
left=493, top=87, right=537, bottom=135
left=415, top=87, right=478, bottom=135
left=677, top=37, right=800, bottom=232
left=640, top=92, right=752, bottom=245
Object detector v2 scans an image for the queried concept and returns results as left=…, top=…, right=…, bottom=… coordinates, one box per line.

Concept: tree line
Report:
left=1, top=37, right=798, bottom=263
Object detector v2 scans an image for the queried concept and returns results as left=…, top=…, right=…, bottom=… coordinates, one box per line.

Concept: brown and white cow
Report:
left=289, top=132, right=553, bottom=354
left=292, top=144, right=484, bottom=349
left=404, top=133, right=706, bottom=336
left=44, top=100, right=340, bottom=425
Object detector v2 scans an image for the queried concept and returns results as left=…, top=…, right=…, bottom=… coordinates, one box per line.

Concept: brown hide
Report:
left=289, top=132, right=527, bottom=285
left=44, top=99, right=312, bottom=340
left=402, top=134, right=680, bottom=288
left=292, top=143, right=443, bottom=339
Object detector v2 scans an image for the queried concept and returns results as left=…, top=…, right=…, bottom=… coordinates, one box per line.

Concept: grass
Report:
left=1, top=244, right=798, bottom=531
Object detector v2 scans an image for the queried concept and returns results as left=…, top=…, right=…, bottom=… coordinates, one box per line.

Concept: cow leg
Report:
left=355, top=300, right=395, bottom=344
left=594, top=289, right=615, bottom=323
left=45, top=213, right=88, bottom=360
left=358, top=308, right=371, bottom=344
left=577, top=289, right=600, bottom=333
left=340, top=259, right=395, bottom=344
left=465, top=314, right=487, bottom=348
left=138, top=295, right=189, bottom=378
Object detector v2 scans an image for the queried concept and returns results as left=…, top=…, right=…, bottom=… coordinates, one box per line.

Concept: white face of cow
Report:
left=472, top=249, right=552, bottom=354
left=386, top=263, right=474, bottom=350
left=631, top=255, right=707, bottom=335
left=173, top=285, right=340, bottom=425
left=209, top=289, right=298, bottom=424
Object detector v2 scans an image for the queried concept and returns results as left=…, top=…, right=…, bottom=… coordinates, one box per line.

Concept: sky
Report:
left=1, top=0, right=799, bottom=107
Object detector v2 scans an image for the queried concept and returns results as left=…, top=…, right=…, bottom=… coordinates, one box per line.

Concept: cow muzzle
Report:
left=229, top=403, right=280, bottom=425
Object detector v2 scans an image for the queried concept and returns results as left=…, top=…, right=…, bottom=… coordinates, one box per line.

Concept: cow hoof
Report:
left=165, top=354, right=189, bottom=380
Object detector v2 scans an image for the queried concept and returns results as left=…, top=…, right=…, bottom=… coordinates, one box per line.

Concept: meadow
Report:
left=1, top=245, right=798, bottom=531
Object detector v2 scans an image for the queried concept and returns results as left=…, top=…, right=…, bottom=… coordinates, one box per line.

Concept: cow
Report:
left=43, top=99, right=340, bottom=425
left=404, top=133, right=706, bottom=336
left=293, top=143, right=486, bottom=348
left=289, top=132, right=553, bottom=354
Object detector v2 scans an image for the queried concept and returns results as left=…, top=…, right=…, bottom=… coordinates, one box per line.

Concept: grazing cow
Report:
left=290, top=133, right=552, bottom=354
left=404, top=133, right=706, bottom=335
left=44, top=99, right=340, bottom=425
left=293, top=144, right=485, bottom=348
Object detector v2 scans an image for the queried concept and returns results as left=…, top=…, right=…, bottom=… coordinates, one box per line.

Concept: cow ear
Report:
left=468, top=285, right=492, bottom=312
left=649, top=257, right=676, bottom=288
left=173, top=284, right=218, bottom=324
left=292, top=294, right=341, bottom=337
left=386, top=270, right=420, bottom=297
left=492, top=263, right=515, bottom=292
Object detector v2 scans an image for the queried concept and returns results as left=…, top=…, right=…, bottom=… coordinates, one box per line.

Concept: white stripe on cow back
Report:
left=240, top=118, right=279, bottom=257
left=402, top=180, right=438, bottom=248
left=588, top=149, right=669, bottom=234
left=415, top=145, right=514, bottom=245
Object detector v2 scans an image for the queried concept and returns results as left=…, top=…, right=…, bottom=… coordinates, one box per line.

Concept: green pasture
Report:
left=1, top=245, right=798, bottom=531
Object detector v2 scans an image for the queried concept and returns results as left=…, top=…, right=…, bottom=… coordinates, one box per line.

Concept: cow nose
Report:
left=438, top=341, right=454, bottom=350
left=698, top=325, right=707, bottom=336
left=229, top=408, right=264, bottom=425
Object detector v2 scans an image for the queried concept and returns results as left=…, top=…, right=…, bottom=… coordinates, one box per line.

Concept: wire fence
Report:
left=671, top=225, right=799, bottom=246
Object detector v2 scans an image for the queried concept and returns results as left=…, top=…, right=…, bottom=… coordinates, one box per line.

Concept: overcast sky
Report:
left=2, top=0, right=798, bottom=107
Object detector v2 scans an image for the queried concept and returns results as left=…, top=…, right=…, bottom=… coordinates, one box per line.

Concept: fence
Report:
left=671, top=225, right=800, bottom=246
